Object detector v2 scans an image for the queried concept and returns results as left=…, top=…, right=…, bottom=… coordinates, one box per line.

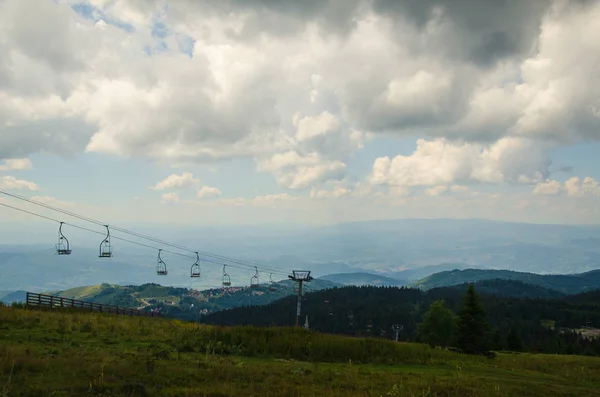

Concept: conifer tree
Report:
left=507, top=325, right=523, bottom=352
left=415, top=299, right=456, bottom=348
left=456, top=284, right=491, bottom=354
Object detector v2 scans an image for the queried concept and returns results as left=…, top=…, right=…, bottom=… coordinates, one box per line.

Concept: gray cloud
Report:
left=1, top=0, right=599, bottom=193
left=372, top=0, right=549, bottom=66
left=0, top=119, right=95, bottom=160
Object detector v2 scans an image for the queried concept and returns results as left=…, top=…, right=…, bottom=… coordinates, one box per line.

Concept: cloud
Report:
left=196, top=193, right=297, bottom=207
left=1, top=0, right=599, bottom=196
left=425, top=186, right=448, bottom=196
left=564, top=177, right=600, bottom=198
left=0, top=158, right=33, bottom=171
left=532, top=180, right=562, bottom=196
left=160, top=192, right=180, bottom=204
left=310, top=184, right=351, bottom=199
left=532, top=176, right=600, bottom=198
left=197, top=186, right=222, bottom=199
left=257, top=151, right=347, bottom=189
left=151, top=172, right=199, bottom=190
left=0, top=176, right=40, bottom=191
left=369, top=137, right=549, bottom=188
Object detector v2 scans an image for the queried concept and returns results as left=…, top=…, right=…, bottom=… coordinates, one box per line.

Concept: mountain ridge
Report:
left=412, top=268, right=600, bottom=294
left=318, top=272, right=407, bottom=286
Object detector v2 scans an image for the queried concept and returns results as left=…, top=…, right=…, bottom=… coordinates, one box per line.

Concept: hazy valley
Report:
left=3, top=218, right=600, bottom=294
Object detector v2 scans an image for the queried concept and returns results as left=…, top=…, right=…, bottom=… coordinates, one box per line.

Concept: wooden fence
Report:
left=25, top=292, right=160, bottom=317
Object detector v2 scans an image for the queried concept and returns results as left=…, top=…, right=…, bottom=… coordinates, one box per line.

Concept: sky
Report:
left=1, top=0, right=600, bottom=228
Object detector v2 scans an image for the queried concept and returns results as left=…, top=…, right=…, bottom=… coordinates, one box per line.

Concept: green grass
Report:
left=1, top=306, right=600, bottom=396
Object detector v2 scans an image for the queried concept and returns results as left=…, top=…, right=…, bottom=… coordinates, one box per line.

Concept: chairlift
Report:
left=156, top=249, right=168, bottom=276
left=98, top=225, right=113, bottom=258
left=55, top=222, right=72, bottom=255
left=268, top=273, right=276, bottom=292
left=250, top=266, right=259, bottom=288
left=190, top=252, right=200, bottom=278
left=222, top=264, right=231, bottom=287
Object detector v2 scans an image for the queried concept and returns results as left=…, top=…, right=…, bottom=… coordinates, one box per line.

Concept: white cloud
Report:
left=197, top=186, right=222, bottom=199
left=369, top=137, right=549, bottom=188
left=0, top=158, right=33, bottom=171
left=151, top=172, right=199, bottom=190
left=425, top=186, right=448, bottom=196
left=0, top=0, right=599, bottom=200
left=310, top=185, right=351, bottom=199
left=160, top=192, right=180, bottom=204
left=532, top=177, right=600, bottom=198
left=564, top=177, right=600, bottom=198
left=533, top=180, right=562, bottom=196
left=0, top=176, right=40, bottom=191
left=197, top=193, right=297, bottom=207
left=257, top=151, right=347, bottom=189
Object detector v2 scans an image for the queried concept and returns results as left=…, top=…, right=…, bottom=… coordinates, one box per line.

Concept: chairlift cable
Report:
left=0, top=201, right=288, bottom=276
left=0, top=190, right=287, bottom=275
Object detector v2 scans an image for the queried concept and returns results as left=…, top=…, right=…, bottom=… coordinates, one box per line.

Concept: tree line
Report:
left=201, top=279, right=600, bottom=356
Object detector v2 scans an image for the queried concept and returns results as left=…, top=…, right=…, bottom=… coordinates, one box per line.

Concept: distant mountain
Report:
left=412, top=268, right=600, bottom=295
left=49, top=279, right=340, bottom=320
left=390, top=263, right=474, bottom=281
left=319, top=272, right=407, bottom=286
left=0, top=290, right=27, bottom=304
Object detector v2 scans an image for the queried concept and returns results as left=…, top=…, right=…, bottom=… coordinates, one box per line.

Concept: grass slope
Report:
left=1, top=306, right=600, bottom=396
left=413, top=269, right=600, bottom=294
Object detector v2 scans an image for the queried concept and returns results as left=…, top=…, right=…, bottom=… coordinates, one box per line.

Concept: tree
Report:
left=507, top=325, right=523, bottom=352
left=415, top=300, right=456, bottom=348
left=456, top=284, right=491, bottom=354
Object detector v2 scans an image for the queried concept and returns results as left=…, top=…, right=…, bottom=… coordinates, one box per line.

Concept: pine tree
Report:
left=415, top=299, right=456, bottom=348
left=456, top=284, right=491, bottom=354
left=507, top=325, right=523, bottom=352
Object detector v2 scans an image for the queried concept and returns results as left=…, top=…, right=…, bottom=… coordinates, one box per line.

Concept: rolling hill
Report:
left=0, top=289, right=26, bottom=304
left=319, top=272, right=407, bottom=286
left=47, top=278, right=340, bottom=320
left=412, top=268, right=600, bottom=294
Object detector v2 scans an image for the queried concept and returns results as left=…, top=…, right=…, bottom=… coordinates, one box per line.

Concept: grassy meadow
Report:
left=1, top=305, right=600, bottom=396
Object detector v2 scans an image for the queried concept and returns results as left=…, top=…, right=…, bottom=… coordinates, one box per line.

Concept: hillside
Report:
left=0, top=289, right=26, bottom=304
left=201, top=282, right=600, bottom=356
left=446, top=279, right=565, bottom=299
left=3, top=305, right=600, bottom=396
left=413, top=268, right=600, bottom=294
left=319, top=272, right=407, bottom=286
left=49, top=279, right=340, bottom=320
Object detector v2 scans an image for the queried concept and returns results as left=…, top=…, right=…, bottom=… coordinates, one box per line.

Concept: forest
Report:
left=201, top=279, right=600, bottom=356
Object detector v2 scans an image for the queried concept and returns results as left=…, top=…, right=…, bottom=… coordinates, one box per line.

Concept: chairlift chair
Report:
left=222, top=264, right=231, bottom=287
left=250, top=266, right=259, bottom=288
left=156, top=249, right=168, bottom=276
left=98, top=225, right=113, bottom=258
left=190, top=252, right=201, bottom=278
left=268, top=273, right=276, bottom=292
left=55, top=222, right=72, bottom=255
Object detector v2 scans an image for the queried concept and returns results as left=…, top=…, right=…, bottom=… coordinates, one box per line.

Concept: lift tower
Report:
left=289, top=270, right=313, bottom=327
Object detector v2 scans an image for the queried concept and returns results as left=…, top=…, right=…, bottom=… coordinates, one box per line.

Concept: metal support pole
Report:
left=296, top=280, right=303, bottom=327
left=289, top=270, right=313, bottom=328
